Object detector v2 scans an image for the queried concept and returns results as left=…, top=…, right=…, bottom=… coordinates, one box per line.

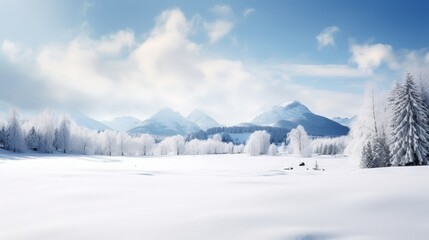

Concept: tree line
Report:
left=348, top=73, right=429, bottom=167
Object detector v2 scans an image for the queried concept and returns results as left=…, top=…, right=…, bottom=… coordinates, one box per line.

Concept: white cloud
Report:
left=349, top=43, right=396, bottom=73
left=316, top=26, right=339, bottom=49
left=204, top=20, right=233, bottom=43
left=212, top=5, right=233, bottom=17
left=425, top=52, right=429, bottom=63
left=277, top=64, right=369, bottom=78
left=81, top=1, right=94, bottom=15
left=1, top=39, right=32, bottom=63
left=243, top=8, right=255, bottom=17
left=0, top=8, right=364, bottom=125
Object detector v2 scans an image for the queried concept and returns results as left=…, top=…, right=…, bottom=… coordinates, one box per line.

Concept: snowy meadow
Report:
left=1, top=152, right=428, bottom=240
left=1, top=73, right=429, bottom=240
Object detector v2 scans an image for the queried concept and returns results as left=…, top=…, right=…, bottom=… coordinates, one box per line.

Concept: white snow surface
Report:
left=1, top=151, right=428, bottom=240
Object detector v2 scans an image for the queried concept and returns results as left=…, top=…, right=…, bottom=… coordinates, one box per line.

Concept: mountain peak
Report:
left=250, top=100, right=349, bottom=136
left=129, top=108, right=201, bottom=136
left=151, top=108, right=182, bottom=120
left=279, top=100, right=310, bottom=112
left=187, top=109, right=222, bottom=130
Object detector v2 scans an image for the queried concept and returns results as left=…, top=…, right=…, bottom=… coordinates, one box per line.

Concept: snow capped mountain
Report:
left=187, top=110, right=222, bottom=130
left=129, top=108, right=201, bottom=136
left=102, top=116, right=142, bottom=132
left=252, top=101, right=311, bottom=124
left=251, top=101, right=349, bottom=136
left=331, top=116, right=356, bottom=127
left=68, top=111, right=111, bottom=131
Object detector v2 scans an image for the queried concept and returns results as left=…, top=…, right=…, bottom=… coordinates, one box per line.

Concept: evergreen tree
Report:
left=361, top=141, right=376, bottom=168
left=25, top=126, right=40, bottom=151
left=372, top=133, right=391, bottom=167
left=53, top=116, right=71, bottom=153
left=5, top=110, right=26, bottom=152
left=0, top=126, right=6, bottom=148
left=390, top=73, right=429, bottom=166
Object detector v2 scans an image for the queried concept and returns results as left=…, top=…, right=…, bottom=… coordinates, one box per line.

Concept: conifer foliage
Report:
left=5, top=110, right=26, bottom=152
left=389, top=73, right=429, bottom=166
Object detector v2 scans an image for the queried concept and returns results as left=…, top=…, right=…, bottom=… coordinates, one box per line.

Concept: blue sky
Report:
left=1, top=0, right=429, bottom=124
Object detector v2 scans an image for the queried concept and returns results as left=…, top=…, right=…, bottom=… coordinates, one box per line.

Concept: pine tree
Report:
left=0, top=126, right=6, bottom=148
left=390, top=73, right=429, bottom=166
left=53, top=116, right=71, bottom=153
left=372, top=133, right=391, bottom=167
left=5, top=110, right=26, bottom=153
left=25, top=126, right=40, bottom=151
left=361, top=141, right=375, bottom=168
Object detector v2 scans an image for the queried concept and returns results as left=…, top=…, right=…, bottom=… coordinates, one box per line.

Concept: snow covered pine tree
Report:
left=390, top=73, right=429, bottom=166
left=25, top=126, right=40, bottom=151
left=5, top=110, right=26, bottom=152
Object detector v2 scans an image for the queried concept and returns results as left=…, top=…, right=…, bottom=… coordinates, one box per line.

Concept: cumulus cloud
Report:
left=425, top=52, right=429, bottom=63
left=316, top=26, right=339, bottom=49
left=243, top=8, right=255, bottom=17
left=204, top=20, right=233, bottom=43
left=349, top=43, right=396, bottom=73
left=277, top=64, right=369, bottom=78
left=0, top=8, right=364, bottom=124
left=1, top=39, right=32, bottom=63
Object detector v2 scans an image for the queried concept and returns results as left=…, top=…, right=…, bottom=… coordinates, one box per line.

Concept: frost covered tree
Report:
left=139, top=134, right=155, bottom=156
left=5, top=110, right=26, bottom=152
left=233, top=144, right=245, bottom=154
left=0, top=126, right=6, bottom=148
left=361, top=141, right=376, bottom=168
left=54, top=116, right=71, bottom=153
left=268, top=143, right=277, bottom=156
left=286, top=125, right=311, bottom=157
left=25, top=126, right=40, bottom=151
left=32, top=110, right=57, bottom=153
left=244, top=130, right=271, bottom=156
left=101, top=130, right=118, bottom=156
left=311, top=136, right=347, bottom=155
left=390, top=73, right=429, bottom=166
left=117, top=132, right=130, bottom=156
left=346, top=87, right=392, bottom=168
left=157, top=135, right=185, bottom=155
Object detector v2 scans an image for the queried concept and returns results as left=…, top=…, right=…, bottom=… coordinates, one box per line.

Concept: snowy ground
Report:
left=0, top=151, right=428, bottom=240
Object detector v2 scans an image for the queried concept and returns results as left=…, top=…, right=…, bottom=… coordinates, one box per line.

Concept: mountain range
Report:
left=128, top=108, right=201, bottom=136
left=251, top=101, right=349, bottom=136
left=1, top=100, right=349, bottom=137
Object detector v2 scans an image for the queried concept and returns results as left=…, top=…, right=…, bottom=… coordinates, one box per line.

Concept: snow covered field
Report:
left=0, top=151, right=428, bottom=240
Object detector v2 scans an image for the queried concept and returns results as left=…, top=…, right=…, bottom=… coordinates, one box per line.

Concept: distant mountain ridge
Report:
left=68, top=111, right=111, bottom=131
left=187, top=110, right=222, bottom=130
left=103, top=116, right=142, bottom=132
left=250, top=101, right=349, bottom=136
left=331, top=116, right=356, bottom=127
left=129, top=108, right=201, bottom=136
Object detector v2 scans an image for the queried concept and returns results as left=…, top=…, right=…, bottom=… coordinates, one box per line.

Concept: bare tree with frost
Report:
left=54, top=116, right=71, bottom=153
left=286, top=125, right=311, bottom=157
left=244, top=130, right=271, bottom=156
